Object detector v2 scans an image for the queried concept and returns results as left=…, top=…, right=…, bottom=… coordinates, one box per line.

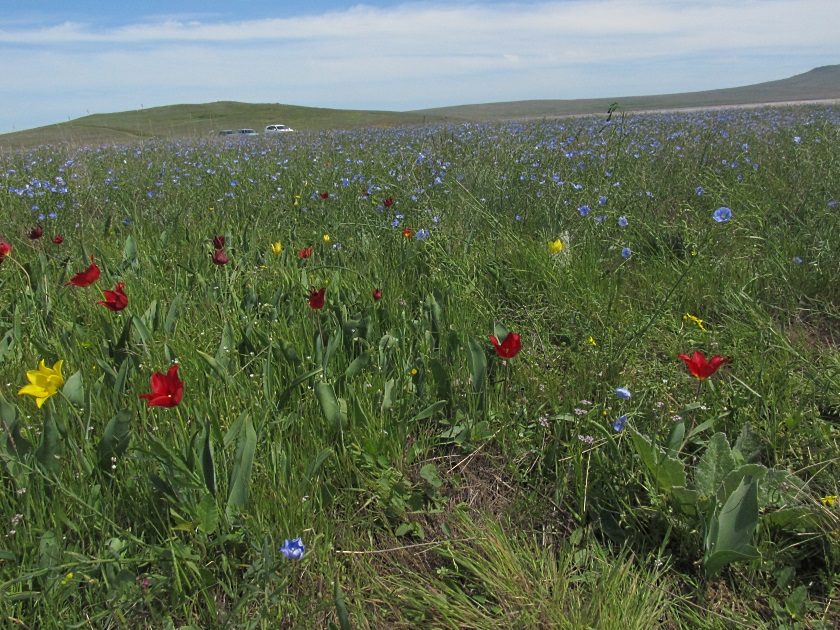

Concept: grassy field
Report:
left=0, top=104, right=839, bottom=628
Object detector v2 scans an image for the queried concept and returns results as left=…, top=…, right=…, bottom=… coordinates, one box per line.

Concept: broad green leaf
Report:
left=665, top=420, right=685, bottom=457
left=36, top=405, right=62, bottom=474
left=62, top=370, right=84, bottom=407
left=97, top=410, right=132, bottom=471
left=215, top=321, right=236, bottom=371
left=122, top=234, right=138, bottom=266
left=164, top=295, right=182, bottom=335
left=38, top=530, right=61, bottom=571
left=201, top=418, right=217, bottom=495
left=628, top=426, right=686, bottom=491
left=197, top=350, right=235, bottom=386
left=226, top=414, right=257, bottom=519
left=197, top=493, right=219, bottom=534
left=381, top=378, right=396, bottom=414
left=344, top=351, right=369, bottom=380
left=760, top=468, right=807, bottom=509
left=695, top=433, right=736, bottom=498
left=466, top=337, right=487, bottom=395
left=419, top=463, right=443, bottom=488
left=733, top=422, right=762, bottom=464
left=315, top=381, right=347, bottom=436
left=703, top=474, right=760, bottom=577
left=131, top=315, right=154, bottom=351
left=410, top=400, right=448, bottom=422
left=670, top=486, right=701, bottom=517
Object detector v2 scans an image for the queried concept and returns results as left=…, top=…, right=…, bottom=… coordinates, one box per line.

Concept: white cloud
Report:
left=1, top=1, right=838, bottom=133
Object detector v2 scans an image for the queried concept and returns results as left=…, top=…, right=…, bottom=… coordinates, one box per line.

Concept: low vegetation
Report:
left=0, top=103, right=839, bottom=628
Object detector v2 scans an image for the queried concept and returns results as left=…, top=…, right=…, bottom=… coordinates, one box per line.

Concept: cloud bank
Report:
left=1, top=0, right=838, bottom=133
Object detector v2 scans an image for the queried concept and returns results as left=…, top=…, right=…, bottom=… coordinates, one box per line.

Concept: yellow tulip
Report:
left=18, top=359, right=64, bottom=408
left=271, top=242, right=282, bottom=255
left=549, top=239, right=564, bottom=254
left=323, top=234, right=331, bottom=243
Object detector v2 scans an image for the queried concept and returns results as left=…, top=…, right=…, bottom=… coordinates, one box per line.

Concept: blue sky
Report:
left=2, top=0, right=838, bottom=134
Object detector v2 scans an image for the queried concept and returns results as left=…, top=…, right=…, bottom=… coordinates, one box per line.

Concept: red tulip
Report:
left=140, top=365, right=183, bottom=408
left=403, top=227, right=415, bottom=238
left=319, top=192, right=329, bottom=199
left=678, top=351, right=732, bottom=380
left=372, top=288, right=382, bottom=301
left=65, top=255, right=100, bottom=287
left=211, top=249, right=229, bottom=265
left=28, top=225, right=43, bottom=240
left=211, top=235, right=225, bottom=250
left=383, top=196, right=394, bottom=208
left=489, top=332, right=522, bottom=359
left=299, top=247, right=313, bottom=259
left=51, top=235, right=64, bottom=245
left=0, top=240, right=11, bottom=261
left=97, top=282, right=128, bottom=311
left=309, top=287, right=326, bottom=310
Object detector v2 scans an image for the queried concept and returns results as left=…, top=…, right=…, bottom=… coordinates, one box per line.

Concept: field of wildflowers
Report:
left=1, top=105, right=839, bottom=628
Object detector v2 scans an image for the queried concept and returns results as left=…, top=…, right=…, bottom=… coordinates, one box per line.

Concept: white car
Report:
left=264, top=124, right=294, bottom=134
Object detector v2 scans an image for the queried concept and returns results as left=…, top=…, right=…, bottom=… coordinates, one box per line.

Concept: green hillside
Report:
left=0, top=102, right=448, bottom=151
left=1, top=65, right=838, bottom=150
left=411, top=65, right=840, bottom=120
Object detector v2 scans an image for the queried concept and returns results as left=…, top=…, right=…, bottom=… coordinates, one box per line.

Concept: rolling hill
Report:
left=1, top=65, right=838, bottom=150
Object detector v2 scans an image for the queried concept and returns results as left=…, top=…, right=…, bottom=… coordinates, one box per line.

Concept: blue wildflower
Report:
left=621, top=247, right=632, bottom=259
left=615, top=387, right=631, bottom=399
left=792, top=256, right=803, bottom=264
left=415, top=229, right=430, bottom=240
left=618, top=216, right=628, bottom=227
left=713, top=207, right=732, bottom=223
left=598, top=195, right=607, bottom=205
left=578, top=205, right=590, bottom=217
left=612, top=415, right=628, bottom=432
left=594, top=215, right=606, bottom=225
left=696, top=186, right=704, bottom=195
left=280, top=538, right=305, bottom=560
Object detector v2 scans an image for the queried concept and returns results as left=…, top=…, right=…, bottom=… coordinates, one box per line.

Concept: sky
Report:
left=1, top=0, right=838, bottom=134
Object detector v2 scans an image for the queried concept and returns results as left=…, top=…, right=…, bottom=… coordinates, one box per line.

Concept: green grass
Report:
left=0, top=104, right=839, bottom=628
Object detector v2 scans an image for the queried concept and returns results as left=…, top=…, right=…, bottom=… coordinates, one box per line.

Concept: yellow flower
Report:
left=18, top=359, right=64, bottom=408
left=588, top=336, right=597, bottom=346
left=683, top=313, right=706, bottom=331
left=60, top=572, right=74, bottom=586
left=323, top=234, right=331, bottom=243
left=822, top=495, right=838, bottom=507
left=411, top=368, right=418, bottom=375
left=549, top=239, right=564, bottom=254
left=271, top=242, right=282, bottom=255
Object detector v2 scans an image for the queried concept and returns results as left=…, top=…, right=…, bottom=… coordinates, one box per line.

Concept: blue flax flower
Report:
left=621, top=247, right=632, bottom=259
left=612, top=415, right=628, bottom=432
left=713, top=207, right=732, bottom=223
left=618, top=216, right=628, bottom=227
left=615, top=387, right=631, bottom=399
left=281, top=538, right=305, bottom=560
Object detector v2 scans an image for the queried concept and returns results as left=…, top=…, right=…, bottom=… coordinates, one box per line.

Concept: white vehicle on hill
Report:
left=264, top=124, right=294, bottom=134
left=237, top=128, right=258, bottom=136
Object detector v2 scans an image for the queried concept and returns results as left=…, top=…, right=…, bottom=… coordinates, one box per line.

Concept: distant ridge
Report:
left=2, top=65, right=839, bottom=150
left=409, top=65, right=840, bottom=120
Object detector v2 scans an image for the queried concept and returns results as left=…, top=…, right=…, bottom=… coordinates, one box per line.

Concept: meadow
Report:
left=0, top=104, right=839, bottom=628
